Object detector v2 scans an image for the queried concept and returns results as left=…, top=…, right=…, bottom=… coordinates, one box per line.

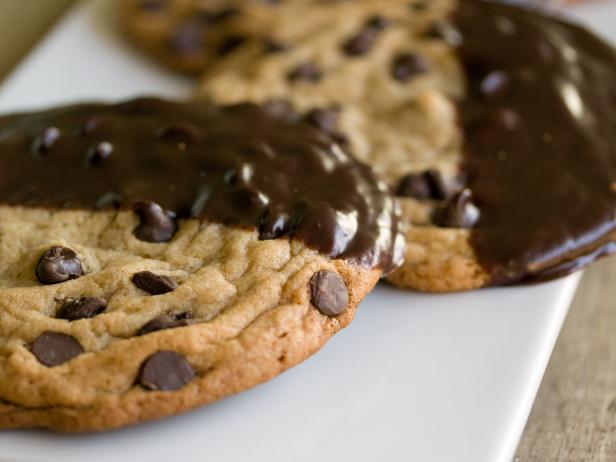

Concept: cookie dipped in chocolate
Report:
left=453, top=0, right=616, bottom=284
left=0, top=98, right=403, bottom=274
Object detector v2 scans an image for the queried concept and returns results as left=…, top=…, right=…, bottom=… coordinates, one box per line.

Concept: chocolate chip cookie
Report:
left=120, top=0, right=283, bottom=74
left=0, top=98, right=403, bottom=431
left=199, top=0, right=616, bottom=290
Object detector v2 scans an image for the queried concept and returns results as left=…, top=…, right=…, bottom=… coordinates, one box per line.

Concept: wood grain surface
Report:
left=0, top=1, right=613, bottom=460
left=515, top=258, right=616, bottom=461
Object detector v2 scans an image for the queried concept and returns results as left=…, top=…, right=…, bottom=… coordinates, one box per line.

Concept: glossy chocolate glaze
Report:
left=454, top=0, right=616, bottom=284
left=0, top=98, right=404, bottom=274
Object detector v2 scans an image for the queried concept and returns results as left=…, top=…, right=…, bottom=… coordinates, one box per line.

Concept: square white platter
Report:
left=0, top=1, right=614, bottom=461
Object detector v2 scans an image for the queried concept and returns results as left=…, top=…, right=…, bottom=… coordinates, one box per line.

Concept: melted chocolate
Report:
left=0, top=98, right=403, bottom=273
left=454, top=0, right=616, bottom=284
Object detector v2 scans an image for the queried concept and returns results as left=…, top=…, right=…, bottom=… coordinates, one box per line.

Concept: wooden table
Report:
left=0, top=1, right=614, bottom=460
left=514, top=258, right=616, bottom=461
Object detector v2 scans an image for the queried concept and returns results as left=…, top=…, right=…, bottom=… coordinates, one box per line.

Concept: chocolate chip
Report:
left=31, top=331, right=83, bottom=367
left=396, top=169, right=451, bottom=200
left=170, top=23, right=203, bottom=56
left=480, top=70, right=510, bottom=99
left=36, top=246, right=83, bottom=284
left=86, top=141, right=113, bottom=165
left=287, top=62, right=322, bottom=83
left=133, top=201, right=177, bottom=243
left=138, top=313, right=192, bottom=335
left=217, top=35, right=246, bottom=57
left=425, top=22, right=462, bottom=46
left=263, top=37, right=290, bottom=54
left=343, top=27, right=380, bottom=56
left=132, top=271, right=178, bottom=295
left=78, top=116, right=106, bottom=136
left=396, top=172, right=431, bottom=199
left=432, top=189, right=480, bottom=228
left=304, top=107, right=340, bottom=134
left=57, top=297, right=107, bottom=321
left=138, top=351, right=195, bottom=391
left=495, top=17, right=516, bottom=36
left=225, top=163, right=253, bottom=186
left=391, top=53, right=429, bottom=82
left=32, top=126, right=61, bottom=154
left=342, top=16, right=389, bottom=56
left=199, top=8, right=238, bottom=23
left=310, top=270, right=349, bottom=317
left=365, top=15, right=390, bottom=30
left=261, top=99, right=300, bottom=122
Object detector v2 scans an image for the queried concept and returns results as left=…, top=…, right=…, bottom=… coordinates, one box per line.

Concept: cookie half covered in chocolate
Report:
left=199, top=0, right=616, bottom=290
left=0, top=98, right=403, bottom=431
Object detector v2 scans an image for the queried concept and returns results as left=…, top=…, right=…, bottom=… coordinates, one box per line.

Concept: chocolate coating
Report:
left=0, top=98, right=403, bottom=273
left=432, top=189, right=479, bottom=229
left=455, top=1, right=616, bottom=283
left=33, top=126, right=61, bottom=154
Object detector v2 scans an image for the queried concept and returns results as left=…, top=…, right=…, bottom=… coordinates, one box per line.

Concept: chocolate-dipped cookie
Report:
left=199, top=0, right=616, bottom=290
left=0, top=98, right=403, bottom=431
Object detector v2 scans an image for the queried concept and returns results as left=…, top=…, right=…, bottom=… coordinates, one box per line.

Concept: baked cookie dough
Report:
left=0, top=98, right=403, bottom=431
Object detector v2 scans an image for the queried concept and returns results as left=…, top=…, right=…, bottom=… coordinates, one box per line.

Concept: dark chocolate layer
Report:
left=454, top=0, right=616, bottom=284
left=0, top=98, right=403, bottom=274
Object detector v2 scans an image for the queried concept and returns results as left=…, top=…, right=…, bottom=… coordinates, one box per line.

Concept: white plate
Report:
left=0, top=1, right=613, bottom=461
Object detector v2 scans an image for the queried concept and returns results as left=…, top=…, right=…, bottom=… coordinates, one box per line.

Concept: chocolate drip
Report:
left=0, top=98, right=403, bottom=274
left=455, top=0, right=616, bottom=283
